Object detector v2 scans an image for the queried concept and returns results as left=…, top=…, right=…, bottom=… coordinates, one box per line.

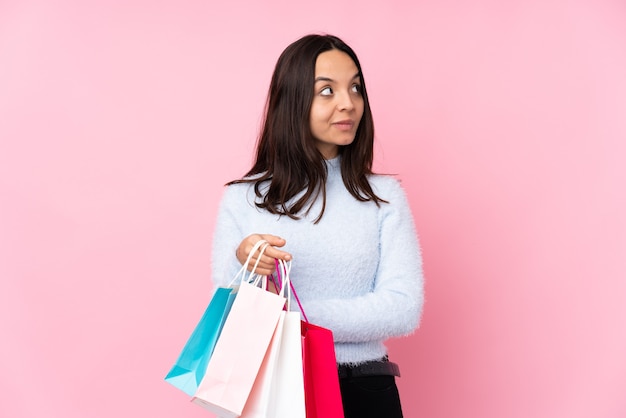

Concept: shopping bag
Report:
left=164, top=286, right=237, bottom=396
left=289, top=262, right=342, bottom=418
left=267, top=310, right=306, bottom=417
left=271, top=260, right=343, bottom=418
left=164, top=239, right=269, bottom=397
left=241, top=260, right=306, bottom=418
left=301, top=320, right=344, bottom=418
left=239, top=312, right=285, bottom=417
left=192, top=243, right=287, bottom=418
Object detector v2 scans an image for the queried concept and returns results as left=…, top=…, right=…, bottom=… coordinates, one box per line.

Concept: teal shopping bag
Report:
left=164, top=287, right=237, bottom=396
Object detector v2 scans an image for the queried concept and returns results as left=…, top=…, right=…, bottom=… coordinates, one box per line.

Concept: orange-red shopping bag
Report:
left=301, top=320, right=344, bottom=418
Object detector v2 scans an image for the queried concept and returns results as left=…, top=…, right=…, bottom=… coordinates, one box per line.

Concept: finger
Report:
left=245, top=244, right=275, bottom=269
left=249, top=240, right=289, bottom=263
left=259, top=234, right=287, bottom=248
left=247, top=256, right=275, bottom=271
left=242, top=242, right=265, bottom=263
left=245, top=259, right=275, bottom=275
left=263, top=245, right=292, bottom=261
left=250, top=266, right=274, bottom=276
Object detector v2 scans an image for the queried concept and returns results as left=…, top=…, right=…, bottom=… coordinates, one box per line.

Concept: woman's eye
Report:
left=320, top=87, right=333, bottom=96
left=351, top=84, right=362, bottom=94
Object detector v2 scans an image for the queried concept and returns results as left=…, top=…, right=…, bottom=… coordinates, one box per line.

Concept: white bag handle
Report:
left=273, top=259, right=292, bottom=304
left=228, top=239, right=269, bottom=287
left=246, top=242, right=271, bottom=284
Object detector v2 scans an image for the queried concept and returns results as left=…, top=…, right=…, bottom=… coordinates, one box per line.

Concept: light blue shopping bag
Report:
left=164, top=286, right=237, bottom=396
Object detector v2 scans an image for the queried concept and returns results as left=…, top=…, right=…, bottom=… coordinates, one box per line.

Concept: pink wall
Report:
left=1, top=1, right=625, bottom=417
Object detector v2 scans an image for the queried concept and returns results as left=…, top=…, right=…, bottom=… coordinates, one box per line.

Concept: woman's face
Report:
left=310, top=49, right=364, bottom=159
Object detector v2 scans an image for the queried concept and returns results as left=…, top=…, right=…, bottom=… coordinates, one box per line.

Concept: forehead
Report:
left=314, top=49, right=359, bottom=78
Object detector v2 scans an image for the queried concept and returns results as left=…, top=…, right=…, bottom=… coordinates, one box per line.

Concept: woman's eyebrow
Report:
left=314, top=73, right=361, bottom=83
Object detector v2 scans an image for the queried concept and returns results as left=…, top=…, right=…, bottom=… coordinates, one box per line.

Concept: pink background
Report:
left=1, top=1, right=625, bottom=417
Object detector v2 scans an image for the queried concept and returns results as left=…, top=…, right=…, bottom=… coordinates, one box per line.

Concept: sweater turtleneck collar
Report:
left=325, top=155, right=341, bottom=173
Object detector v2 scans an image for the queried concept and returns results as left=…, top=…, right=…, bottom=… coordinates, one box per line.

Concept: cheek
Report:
left=356, top=102, right=365, bottom=122
left=310, top=104, right=331, bottom=125
left=309, top=107, right=325, bottom=136
left=309, top=108, right=319, bottom=129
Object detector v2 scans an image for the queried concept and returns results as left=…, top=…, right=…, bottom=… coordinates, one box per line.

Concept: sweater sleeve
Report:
left=303, top=178, right=425, bottom=343
left=210, top=185, right=249, bottom=289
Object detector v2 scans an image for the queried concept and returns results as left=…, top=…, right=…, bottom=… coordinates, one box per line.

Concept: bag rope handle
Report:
left=271, top=259, right=309, bottom=323
left=227, top=239, right=269, bottom=287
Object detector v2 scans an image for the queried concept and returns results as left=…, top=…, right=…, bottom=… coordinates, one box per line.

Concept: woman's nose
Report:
left=337, top=91, right=355, bottom=111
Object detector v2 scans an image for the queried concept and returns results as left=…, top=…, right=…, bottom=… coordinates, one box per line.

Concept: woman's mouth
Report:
left=332, top=120, right=355, bottom=131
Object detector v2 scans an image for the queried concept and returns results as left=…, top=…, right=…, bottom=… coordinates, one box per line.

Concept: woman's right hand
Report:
left=236, top=234, right=292, bottom=275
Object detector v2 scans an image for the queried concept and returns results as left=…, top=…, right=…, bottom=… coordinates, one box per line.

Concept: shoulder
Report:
left=219, top=181, right=258, bottom=207
left=368, top=174, right=409, bottom=202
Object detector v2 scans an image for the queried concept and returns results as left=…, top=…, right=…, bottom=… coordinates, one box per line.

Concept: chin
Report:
left=334, top=135, right=356, bottom=145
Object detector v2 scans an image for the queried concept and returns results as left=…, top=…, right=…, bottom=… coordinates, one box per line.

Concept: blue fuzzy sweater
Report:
left=210, top=157, right=424, bottom=365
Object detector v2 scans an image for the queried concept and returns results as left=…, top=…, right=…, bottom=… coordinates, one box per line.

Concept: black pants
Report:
left=339, top=375, right=404, bottom=418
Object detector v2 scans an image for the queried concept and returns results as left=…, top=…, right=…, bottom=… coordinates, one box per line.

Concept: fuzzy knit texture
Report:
left=210, top=156, right=424, bottom=365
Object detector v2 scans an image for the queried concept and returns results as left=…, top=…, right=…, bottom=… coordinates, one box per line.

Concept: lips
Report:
left=332, top=120, right=355, bottom=131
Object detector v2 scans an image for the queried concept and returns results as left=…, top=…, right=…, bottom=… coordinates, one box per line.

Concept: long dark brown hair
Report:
left=228, top=34, right=386, bottom=223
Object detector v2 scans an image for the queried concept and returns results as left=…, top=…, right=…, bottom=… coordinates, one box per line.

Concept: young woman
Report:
left=210, top=34, right=424, bottom=418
